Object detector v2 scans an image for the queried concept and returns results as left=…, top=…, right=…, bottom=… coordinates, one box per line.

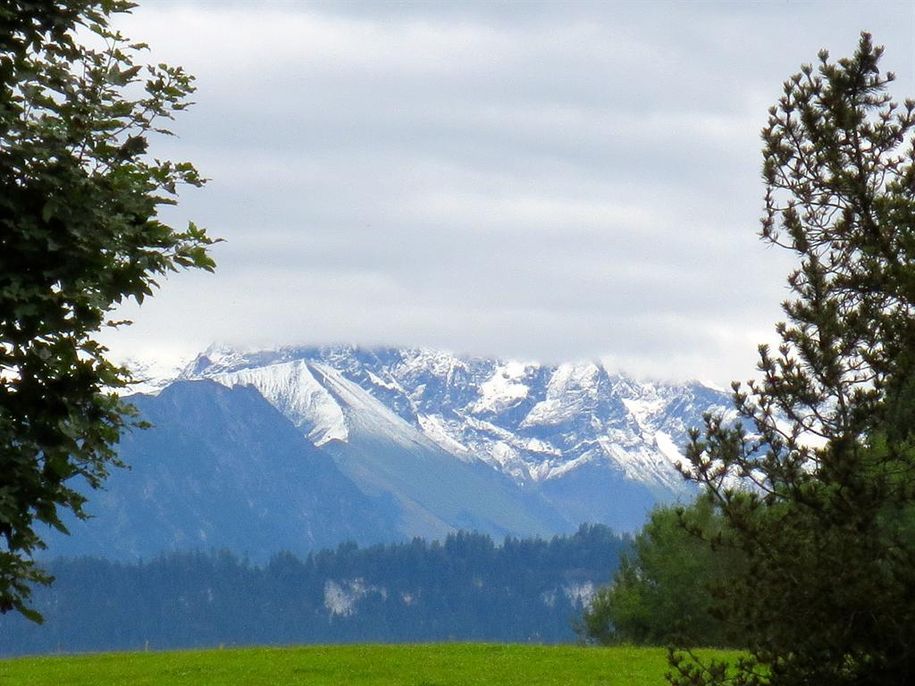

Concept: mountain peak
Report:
left=177, top=344, right=733, bottom=498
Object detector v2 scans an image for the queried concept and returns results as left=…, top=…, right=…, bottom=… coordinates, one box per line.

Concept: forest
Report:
left=0, top=525, right=627, bottom=655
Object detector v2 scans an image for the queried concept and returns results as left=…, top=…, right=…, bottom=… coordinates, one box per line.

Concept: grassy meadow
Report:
left=0, top=644, right=741, bottom=685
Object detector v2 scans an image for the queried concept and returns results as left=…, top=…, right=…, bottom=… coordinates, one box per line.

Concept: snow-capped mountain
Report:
left=43, top=345, right=736, bottom=562
left=177, top=345, right=734, bottom=531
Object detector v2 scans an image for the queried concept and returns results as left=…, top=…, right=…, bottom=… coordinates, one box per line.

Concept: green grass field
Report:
left=0, top=644, right=740, bottom=685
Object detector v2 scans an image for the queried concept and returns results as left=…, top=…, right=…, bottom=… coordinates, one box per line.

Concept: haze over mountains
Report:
left=47, top=345, right=733, bottom=561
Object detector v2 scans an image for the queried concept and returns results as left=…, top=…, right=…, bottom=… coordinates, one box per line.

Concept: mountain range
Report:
left=45, top=345, right=734, bottom=561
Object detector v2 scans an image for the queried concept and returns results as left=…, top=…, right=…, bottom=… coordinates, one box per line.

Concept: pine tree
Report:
left=669, top=33, right=915, bottom=686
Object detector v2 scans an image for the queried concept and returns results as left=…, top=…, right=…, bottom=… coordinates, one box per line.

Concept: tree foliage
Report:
left=579, top=499, right=743, bottom=648
left=0, top=1, right=216, bottom=620
left=670, top=33, right=915, bottom=686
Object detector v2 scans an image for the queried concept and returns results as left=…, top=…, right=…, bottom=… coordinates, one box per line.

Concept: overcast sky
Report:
left=102, top=0, right=915, bottom=384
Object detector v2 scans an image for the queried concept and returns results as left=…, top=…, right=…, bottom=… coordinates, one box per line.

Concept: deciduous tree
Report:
left=579, top=498, right=743, bottom=648
left=0, top=1, right=216, bottom=620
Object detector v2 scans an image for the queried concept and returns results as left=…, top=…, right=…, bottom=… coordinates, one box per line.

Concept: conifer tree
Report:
left=669, top=33, right=915, bottom=686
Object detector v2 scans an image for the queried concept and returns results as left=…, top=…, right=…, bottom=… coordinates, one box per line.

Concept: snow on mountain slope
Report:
left=120, top=354, right=193, bottom=396
left=471, top=361, right=532, bottom=415
left=185, top=348, right=572, bottom=537
left=202, top=359, right=349, bottom=446
left=183, top=345, right=735, bottom=501
left=306, top=362, right=443, bottom=453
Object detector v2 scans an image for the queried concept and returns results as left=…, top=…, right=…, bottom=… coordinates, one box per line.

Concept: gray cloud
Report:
left=102, top=1, right=915, bottom=383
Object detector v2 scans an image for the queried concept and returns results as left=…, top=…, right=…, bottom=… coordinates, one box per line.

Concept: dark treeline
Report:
left=0, top=524, right=627, bottom=655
